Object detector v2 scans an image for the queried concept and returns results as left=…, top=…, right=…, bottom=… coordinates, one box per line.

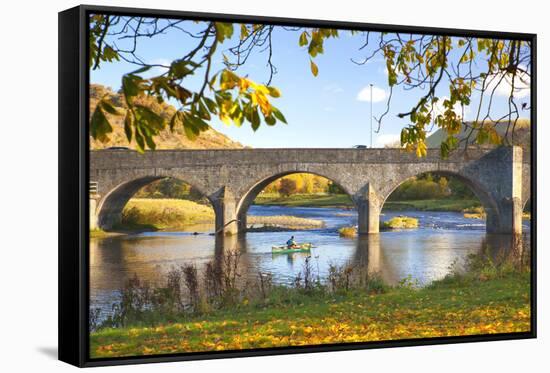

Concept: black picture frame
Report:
left=58, top=4, right=537, bottom=367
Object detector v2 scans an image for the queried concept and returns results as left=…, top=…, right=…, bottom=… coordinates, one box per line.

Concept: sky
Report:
left=90, top=17, right=531, bottom=148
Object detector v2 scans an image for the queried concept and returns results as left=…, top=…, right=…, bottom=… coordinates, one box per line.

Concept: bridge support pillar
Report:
left=496, top=197, right=523, bottom=234
left=237, top=211, right=248, bottom=233
left=357, top=185, right=382, bottom=234
left=483, top=146, right=524, bottom=235
left=89, top=195, right=100, bottom=230
left=211, top=187, right=238, bottom=236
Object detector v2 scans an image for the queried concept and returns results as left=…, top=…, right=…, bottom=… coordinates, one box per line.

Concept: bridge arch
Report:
left=235, top=170, right=356, bottom=232
left=376, top=170, right=502, bottom=233
left=95, top=175, right=214, bottom=231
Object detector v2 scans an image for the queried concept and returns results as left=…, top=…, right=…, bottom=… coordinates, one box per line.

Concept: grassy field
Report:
left=255, top=194, right=480, bottom=212
left=120, top=198, right=215, bottom=230
left=254, top=193, right=354, bottom=208
left=383, top=199, right=480, bottom=212
left=90, top=271, right=530, bottom=358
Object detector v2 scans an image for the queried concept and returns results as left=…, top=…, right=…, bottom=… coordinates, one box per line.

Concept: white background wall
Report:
left=0, top=0, right=547, bottom=371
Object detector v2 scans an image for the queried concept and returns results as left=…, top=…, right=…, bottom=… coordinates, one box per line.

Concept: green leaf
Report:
left=134, top=129, right=145, bottom=153
left=102, top=46, right=119, bottom=62
left=272, top=107, right=287, bottom=124
left=124, top=111, right=133, bottom=141
left=189, top=114, right=209, bottom=131
left=175, top=86, right=192, bottom=102
left=122, top=75, right=141, bottom=105
left=203, top=97, right=217, bottom=113
left=100, top=98, right=120, bottom=115
left=134, top=105, right=165, bottom=131
left=181, top=113, right=198, bottom=141
left=267, top=87, right=281, bottom=98
left=299, top=31, right=308, bottom=47
left=251, top=107, right=260, bottom=131
left=90, top=106, right=112, bottom=142
left=170, top=60, right=192, bottom=79
left=265, top=114, right=276, bottom=126
left=144, top=131, right=156, bottom=150
left=215, top=22, right=234, bottom=43
left=310, top=60, right=319, bottom=77
left=233, top=111, right=244, bottom=127
left=197, top=99, right=212, bottom=120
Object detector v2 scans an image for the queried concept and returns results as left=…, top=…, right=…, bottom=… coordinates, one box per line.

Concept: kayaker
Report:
left=286, top=236, right=297, bottom=249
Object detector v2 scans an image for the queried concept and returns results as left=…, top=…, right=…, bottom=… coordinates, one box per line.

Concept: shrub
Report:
left=381, top=216, right=419, bottom=229
left=338, top=226, right=357, bottom=237
left=463, top=206, right=485, bottom=219
left=278, top=178, right=298, bottom=197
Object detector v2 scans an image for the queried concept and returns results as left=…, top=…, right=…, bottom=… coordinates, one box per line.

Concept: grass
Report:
left=463, top=206, right=486, bottom=220
left=90, top=271, right=530, bottom=358
left=338, top=226, right=357, bottom=237
left=383, top=199, right=480, bottom=212
left=120, top=198, right=215, bottom=230
left=255, top=195, right=481, bottom=213
left=90, top=228, right=111, bottom=238
left=254, top=193, right=354, bottom=208
left=381, top=216, right=419, bottom=230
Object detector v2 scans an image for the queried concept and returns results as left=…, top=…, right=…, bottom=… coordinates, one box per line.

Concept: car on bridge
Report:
left=353, top=145, right=368, bottom=149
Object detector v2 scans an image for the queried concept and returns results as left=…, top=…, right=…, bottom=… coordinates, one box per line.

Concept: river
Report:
left=90, top=205, right=531, bottom=316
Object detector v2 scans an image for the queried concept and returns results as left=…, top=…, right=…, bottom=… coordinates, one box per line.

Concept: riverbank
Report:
left=121, top=198, right=214, bottom=230
left=255, top=194, right=480, bottom=212
left=247, top=215, right=325, bottom=231
left=90, top=270, right=530, bottom=357
left=383, top=199, right=480, bottom=212
left=254, top=193, right=354, bottom=208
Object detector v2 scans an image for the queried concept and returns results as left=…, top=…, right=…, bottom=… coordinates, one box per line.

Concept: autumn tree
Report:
left=279, top=178, right=298, bottom=197
left=89, top=15, right=531, bottom=157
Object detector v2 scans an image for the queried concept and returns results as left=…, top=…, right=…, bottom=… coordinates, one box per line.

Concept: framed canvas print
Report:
left=58, top=4, right=537, bottom=367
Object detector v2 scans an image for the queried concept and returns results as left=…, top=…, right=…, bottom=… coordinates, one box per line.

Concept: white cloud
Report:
left=375, top=133, right=400, bottom=148
left=357, top=85, right=387, bottom=103
left=485, top=69, right=530, bottom=99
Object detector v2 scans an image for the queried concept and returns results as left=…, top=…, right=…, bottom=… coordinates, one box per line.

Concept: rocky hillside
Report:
left=89, top=84, right=245, bottom=150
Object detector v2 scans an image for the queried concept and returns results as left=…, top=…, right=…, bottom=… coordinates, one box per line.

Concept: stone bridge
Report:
left=89, top=146, right=530, bottom=235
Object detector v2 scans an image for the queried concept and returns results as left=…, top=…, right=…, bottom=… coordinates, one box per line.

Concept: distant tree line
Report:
left=388, top=173, right=477, bottom=201
left=134, top=178, right=208, bottom=204
left=134, top=173, right=477, bottom=202
left=261, top=174, right=346, bottom=197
